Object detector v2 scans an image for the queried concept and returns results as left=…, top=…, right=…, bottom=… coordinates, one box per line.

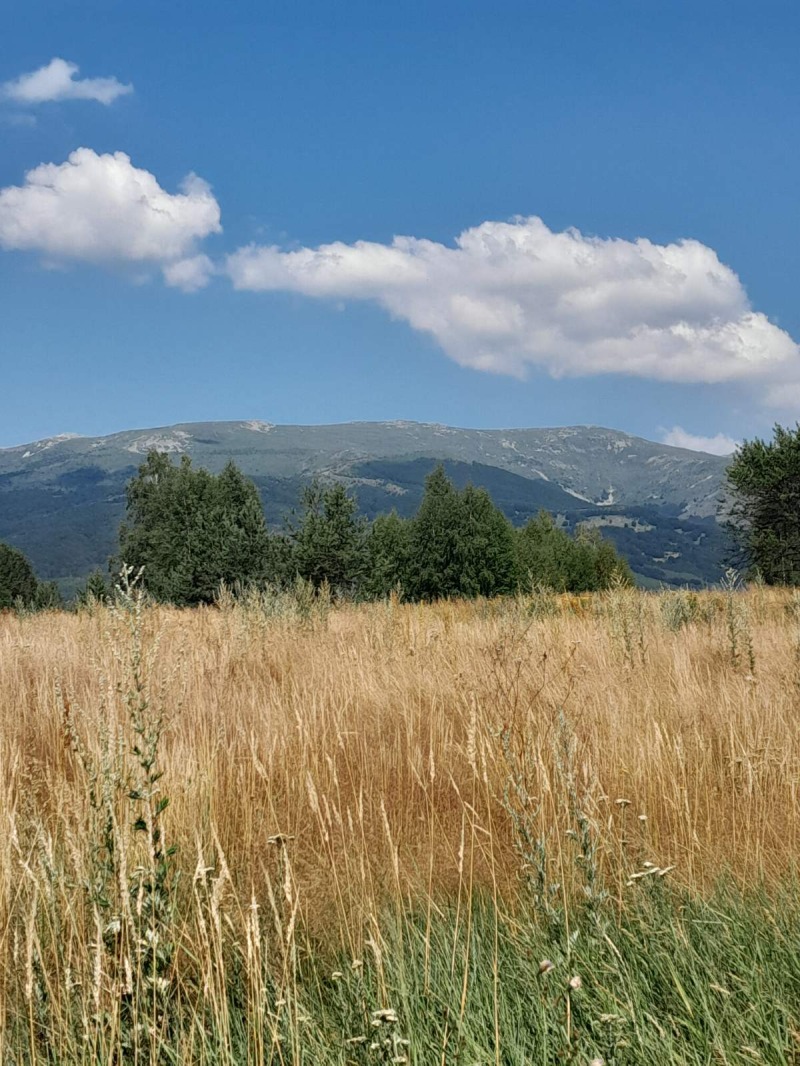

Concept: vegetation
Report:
left=0, top=539, right=61, bottom=610
left=0, top=454, right=730, bottom=594
left=289, top=481, right=367, bottom=593
left=727, top=422, right=800, bottom=584
left=117, top=452, right=274, bottom=605
left=2, top=583, right=800, bottom=1061
left=117, top=454, right=631, bottom=605
left=516, top=510, right=634, bottom=592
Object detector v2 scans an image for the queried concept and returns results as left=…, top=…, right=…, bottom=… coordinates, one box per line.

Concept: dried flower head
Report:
left=267, top=833, right=295, bottom=847
left=568, top=974, right=582, bottom=990
left=371, top=1008, right=399, bottom=1025
left=538, top=959, right=555, bottom=975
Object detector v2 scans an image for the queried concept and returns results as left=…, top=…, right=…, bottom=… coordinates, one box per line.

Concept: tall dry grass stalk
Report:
left=1, top=584, right=800, bottom=1059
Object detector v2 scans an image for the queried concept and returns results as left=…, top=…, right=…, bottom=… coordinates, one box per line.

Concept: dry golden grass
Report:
left=1, top=585, right=799, bottom=939
left=4, top=584, right=800, bottom=1060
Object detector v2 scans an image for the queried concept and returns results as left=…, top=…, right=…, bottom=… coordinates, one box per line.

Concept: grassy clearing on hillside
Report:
left=2, top=581, right=800, bottom=1062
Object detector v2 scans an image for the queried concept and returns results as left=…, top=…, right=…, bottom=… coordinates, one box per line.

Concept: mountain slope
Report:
left=0, top=420, right=731, bottom=593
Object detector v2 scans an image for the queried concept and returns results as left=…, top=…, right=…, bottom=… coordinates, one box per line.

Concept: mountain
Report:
left=0, top=420, right=731, bottom=595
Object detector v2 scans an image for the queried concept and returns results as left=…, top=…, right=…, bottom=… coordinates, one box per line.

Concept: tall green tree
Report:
left=458, top=484, right=517, bottom=597
left=515, top=511, right=575, bottom=591
left=406, top=465, right=466, bottom=600
left=117, top=452, right=273, bottom=604
left=291, top=481, right=367, bottom=592
left=515, top=512, right=631, bottom=592
left=364, top=511, right=412, bottom=598
left=0, top=542, right=40, bottom=609
left=726, top=424, right=800, bottom=584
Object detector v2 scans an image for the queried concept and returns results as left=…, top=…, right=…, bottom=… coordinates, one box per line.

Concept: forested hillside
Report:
left=0, top=421, right=730, bottom=593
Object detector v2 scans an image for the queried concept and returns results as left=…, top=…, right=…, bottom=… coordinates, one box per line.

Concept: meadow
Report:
left=2, top=578, right=800, bottom=1064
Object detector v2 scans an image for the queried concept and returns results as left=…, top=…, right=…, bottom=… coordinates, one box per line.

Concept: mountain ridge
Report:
left=0, top=419, right=731, bottom=594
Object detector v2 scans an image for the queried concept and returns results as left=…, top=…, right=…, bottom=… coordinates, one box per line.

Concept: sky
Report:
left=2, top=0, right=799, bottom=453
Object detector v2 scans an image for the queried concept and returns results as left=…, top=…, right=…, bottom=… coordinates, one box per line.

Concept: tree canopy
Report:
left=117, top=452, right=273, bottom=605
left=0, top=542, right=61, bottom=611
left=115, top=453, right=634, bottom=605
left=515, top=512, right=633, bottom=593
left=0, top=542, right=39, bottom=610
left=726, top=423, right=800, bottom=585
left=290, top=481, right=367, bottom=593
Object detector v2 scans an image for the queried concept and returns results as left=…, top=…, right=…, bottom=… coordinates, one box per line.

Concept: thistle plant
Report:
left=61, top=565, right=178, bottom=1062
left=722, top=568, right=756, bottom=674
left=659, top=589, right=699, bottom=632
left=606, top=573, right=647, bottom=666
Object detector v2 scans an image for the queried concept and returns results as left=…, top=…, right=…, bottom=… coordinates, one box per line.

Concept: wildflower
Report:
left=615, top=799, right=631, bottom=807
left=638, top=814, right=647, bottom=822
left=371, top=1008, right=399, bottom=1025
left=538, top=959, right=555, bottom=975
left=568, top=975, right=582, bottom=990
left=590, top=1058, right=605, bottom=1066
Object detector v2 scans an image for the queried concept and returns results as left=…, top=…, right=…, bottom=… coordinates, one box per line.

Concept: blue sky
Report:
left=2, top=0, right=799, bottom=452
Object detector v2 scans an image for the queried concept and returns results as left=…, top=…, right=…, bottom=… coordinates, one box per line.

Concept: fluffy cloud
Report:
left=226, top=217, right=799, bottom=393
left=660, top=427, right=739, bottom=456
left=2, top=58, right=132, bottom=105
left=0, top=149, right=221, bottom=275
left=162, top=254, right=216, bottom=292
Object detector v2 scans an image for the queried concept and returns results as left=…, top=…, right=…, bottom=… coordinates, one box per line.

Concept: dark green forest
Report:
left=5, top=422, right=800, bottom=607
left=0, top=455, right=727, bottom=598
left=110, top=453, right=633, bottom=606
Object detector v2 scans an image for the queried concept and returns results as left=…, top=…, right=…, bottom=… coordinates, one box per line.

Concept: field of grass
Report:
left=3, top=580, right=800, bottom=1063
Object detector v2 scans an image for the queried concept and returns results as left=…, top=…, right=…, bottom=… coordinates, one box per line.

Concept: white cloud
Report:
left=2, top=58, right=132, bottom=105
left=162, top=254, right=215, bottom=292
left=0, top=149, right=221, bottom=269
left=660, top=426, right=739, bottom=455
left=226, top=216, right=800, bottom=396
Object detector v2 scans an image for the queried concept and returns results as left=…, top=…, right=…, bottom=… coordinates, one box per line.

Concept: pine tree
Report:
left=364, top=511, right=412, bottom=598
left=406, top=465, right=465, bottom=600
left=291, top=481, right=367, bottom=593
left=77, top=570, right=110, bottom=606
left=459, top=484, right=517, bottom=597
left=215, top=461, right=275, bottom=588
left=0, top=542, right=40, bottom=609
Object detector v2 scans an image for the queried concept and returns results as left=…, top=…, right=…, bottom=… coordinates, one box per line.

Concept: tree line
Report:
left=110, top=452, right=632, bottom=605
left=7, top=417, right=797, bottom=611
